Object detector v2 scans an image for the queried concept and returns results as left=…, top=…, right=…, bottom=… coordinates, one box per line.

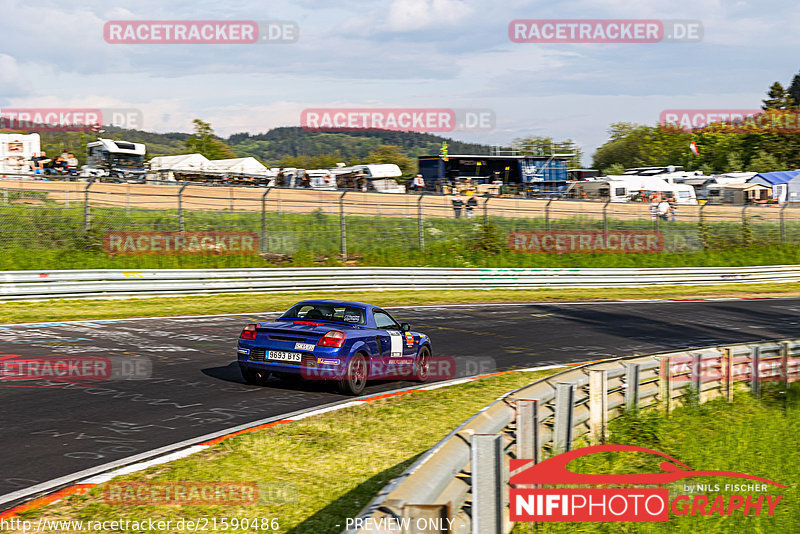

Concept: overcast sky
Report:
left=2, top=0, right=799, bottom=159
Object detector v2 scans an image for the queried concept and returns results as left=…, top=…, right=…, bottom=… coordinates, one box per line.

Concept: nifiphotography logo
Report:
left=510, top=444, right=785, bottom=522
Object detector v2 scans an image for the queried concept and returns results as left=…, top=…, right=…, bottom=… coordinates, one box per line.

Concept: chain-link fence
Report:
left=2, top=180, right=800, bottom=262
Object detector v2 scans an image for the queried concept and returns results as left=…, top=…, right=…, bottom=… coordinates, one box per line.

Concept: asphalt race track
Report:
left=3, top=298, right=800, bottom=508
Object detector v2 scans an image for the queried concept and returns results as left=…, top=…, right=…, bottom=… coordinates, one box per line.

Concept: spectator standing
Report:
left=451, top=192, right=464, bottom=218
left=465, top=192, right=477, bottom=218
left=412, top=173, right=425, bottom=192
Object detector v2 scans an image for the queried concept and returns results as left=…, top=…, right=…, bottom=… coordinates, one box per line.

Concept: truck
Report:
left=0, top=133, right=41, bottom=175
left=81, top=138, right=146, bottom=182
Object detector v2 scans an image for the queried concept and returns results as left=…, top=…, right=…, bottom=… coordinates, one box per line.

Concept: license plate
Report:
left=267, top=350, right=302, bottom=363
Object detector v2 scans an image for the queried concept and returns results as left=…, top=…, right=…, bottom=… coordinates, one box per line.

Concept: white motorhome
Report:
left=0, top=133, right=41, bottom=175
left=81, top=138, right=146, bottom=181
left=569, top=176, right=698, bottom=204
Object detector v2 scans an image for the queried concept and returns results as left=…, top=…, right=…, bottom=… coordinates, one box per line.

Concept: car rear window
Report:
left=280, top=303, right=366, bottom=325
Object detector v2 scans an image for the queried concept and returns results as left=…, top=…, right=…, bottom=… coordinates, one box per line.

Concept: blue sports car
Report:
left=237, top=299, right=433, bottom=395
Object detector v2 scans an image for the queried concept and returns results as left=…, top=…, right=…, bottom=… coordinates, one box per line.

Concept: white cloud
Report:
left=0, top=54, right=31, bottom=98
left=386, top=0, right=475, bottom=31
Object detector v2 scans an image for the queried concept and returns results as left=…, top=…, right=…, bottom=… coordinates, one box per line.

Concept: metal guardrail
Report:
left=2, top=265, right=800, bottom=301
left=348, top=339, right=800, bottom=534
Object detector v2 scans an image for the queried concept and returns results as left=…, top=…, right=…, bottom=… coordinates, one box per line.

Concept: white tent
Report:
left=208, top=157, right=275, bottom=177
left=148, top=153, right=210, bottom=172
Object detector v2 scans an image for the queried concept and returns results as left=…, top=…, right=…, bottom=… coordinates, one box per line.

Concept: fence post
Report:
left=625, top=362, right=640, bottom=410
left=516, top=399, right=539, bottom=462
left=545, top=199, right=552, bottom=231
left=2, top=188, right=7, bottom=204
left=741, top=204, right=748, bottom=246
left=780, top=202, right=788, bottom=243
left=603, top=200, right=610, bottom=237
left=340, top=191, right=347, bottom=260
left=553, top=382, right=575, bottom=454
left=659, top=356, right=673, bottom=414
left=471, top=434, right=504, bottom=534
left=751, top=346, right=761, bottom=397
left=83, top=181, right=93, bottom=232
left=178, top=182, right=189, bottom=232
left=417, top=194, right=425, bottom=251
left=698, top=202, right=707, bottom=248
left=64, top=189, right=69, bottom=208
left=483, top=196, right=491, bottom=225
left=722, top=347, right=734, bottom=403
left=260, top=188, right=272, bottom=254
left=589, top=369, right=608, bottom=442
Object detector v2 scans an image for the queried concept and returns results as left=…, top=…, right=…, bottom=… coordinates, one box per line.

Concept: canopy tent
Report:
left=208, top=157, right=275, bottom=177
left=148, top=153, right=210, bottom=172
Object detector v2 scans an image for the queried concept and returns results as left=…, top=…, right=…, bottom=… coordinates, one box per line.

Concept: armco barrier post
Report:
left=553, top=383, right=575, bottom=454
left=659, top=356, right=673, bottom=414
left=418, top=194, right=425, bottom=251
left=516, top=399, right=539, bottom=462
left=589, top=369, right=608, bottom=441
left=722, top=347, right=734, bottom=403
left=261, top=188, right=272, bottom=254
left=751, top=346, right=761, bottom=397
left=83, top=181, right=93, bottom=232
left=781, top=341, right=790, bottom=392
left=340, top=191, right=347, bottom=260
left=471, top=434, right=504, bottom=534
left=625, top=362, right=640, bottom=410
left=692, top=353, right=703, bottom=395
left=178, top=182, right=189, bottom=232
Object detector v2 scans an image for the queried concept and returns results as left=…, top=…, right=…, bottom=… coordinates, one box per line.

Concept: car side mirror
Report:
left=401, top=323, right=411, bottom=332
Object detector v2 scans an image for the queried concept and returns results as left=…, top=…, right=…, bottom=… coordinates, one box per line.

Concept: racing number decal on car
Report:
left=387, top=330, right=403, bottom=357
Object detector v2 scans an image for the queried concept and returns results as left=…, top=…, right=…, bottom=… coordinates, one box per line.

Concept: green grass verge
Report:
left=14, top=369, right=560, bottom=534
left=512, top=384, right=800, bottom=533
left=3, top=283, right=800, bottom=324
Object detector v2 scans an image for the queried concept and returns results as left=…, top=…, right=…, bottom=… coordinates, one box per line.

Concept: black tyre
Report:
left=338, top=353, right=368, bottom=396
left=240, top=365, right=265, bottom=385
left=415, top=346, right=431, bottom=382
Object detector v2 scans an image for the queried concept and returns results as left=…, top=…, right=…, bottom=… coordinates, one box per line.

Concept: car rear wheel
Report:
left=415, top=346, right=431, bottom=382
left=338, top=353, right=368, bottom=396
left=240, top=365, right=265, bottom=385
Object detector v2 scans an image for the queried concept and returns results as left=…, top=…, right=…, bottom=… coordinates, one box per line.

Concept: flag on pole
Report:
left=689, top=141, right=700, bottom=156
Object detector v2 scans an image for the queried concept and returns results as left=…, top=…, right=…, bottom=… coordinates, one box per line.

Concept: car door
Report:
left=373, top=309, right=409, bottom=379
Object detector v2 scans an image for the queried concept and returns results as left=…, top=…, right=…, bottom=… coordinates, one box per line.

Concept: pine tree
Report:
left=762, top=82, right=795, bottom=110
left=788, top=72, right=800, bottom=110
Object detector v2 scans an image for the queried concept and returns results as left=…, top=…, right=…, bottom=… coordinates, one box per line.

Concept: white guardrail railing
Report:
left=347, top=339, right=800, bottom=534
left=2, top=265, right=800, bottom=301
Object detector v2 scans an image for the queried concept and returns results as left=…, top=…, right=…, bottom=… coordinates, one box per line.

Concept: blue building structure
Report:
left=417, top=154, right=570, bottom=194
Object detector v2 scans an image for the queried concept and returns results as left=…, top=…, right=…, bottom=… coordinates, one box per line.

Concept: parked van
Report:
left=0, top=133, right=41, bottom=175
left=568, top=176, right=698, bottom=204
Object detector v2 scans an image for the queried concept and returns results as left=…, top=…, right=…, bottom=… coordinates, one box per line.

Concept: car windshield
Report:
left=280, top=303, right=366, bottom=325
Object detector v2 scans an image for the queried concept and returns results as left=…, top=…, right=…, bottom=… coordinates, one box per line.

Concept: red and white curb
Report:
left=0, top=362, right=588, bottom=520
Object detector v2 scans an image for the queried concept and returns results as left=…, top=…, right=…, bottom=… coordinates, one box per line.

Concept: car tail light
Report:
left=317, top=330, right=346, bottom=348
left=294, top=321, right=324, bottom=326
left=239, top=323, right=258, bottom=340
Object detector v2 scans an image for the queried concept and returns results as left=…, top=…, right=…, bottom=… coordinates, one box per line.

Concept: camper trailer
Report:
left=568, top=176, right=698, bottom=204
left=0, top=133, right=41, bottom=175
left=81, top=138, right=146, bottom=181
